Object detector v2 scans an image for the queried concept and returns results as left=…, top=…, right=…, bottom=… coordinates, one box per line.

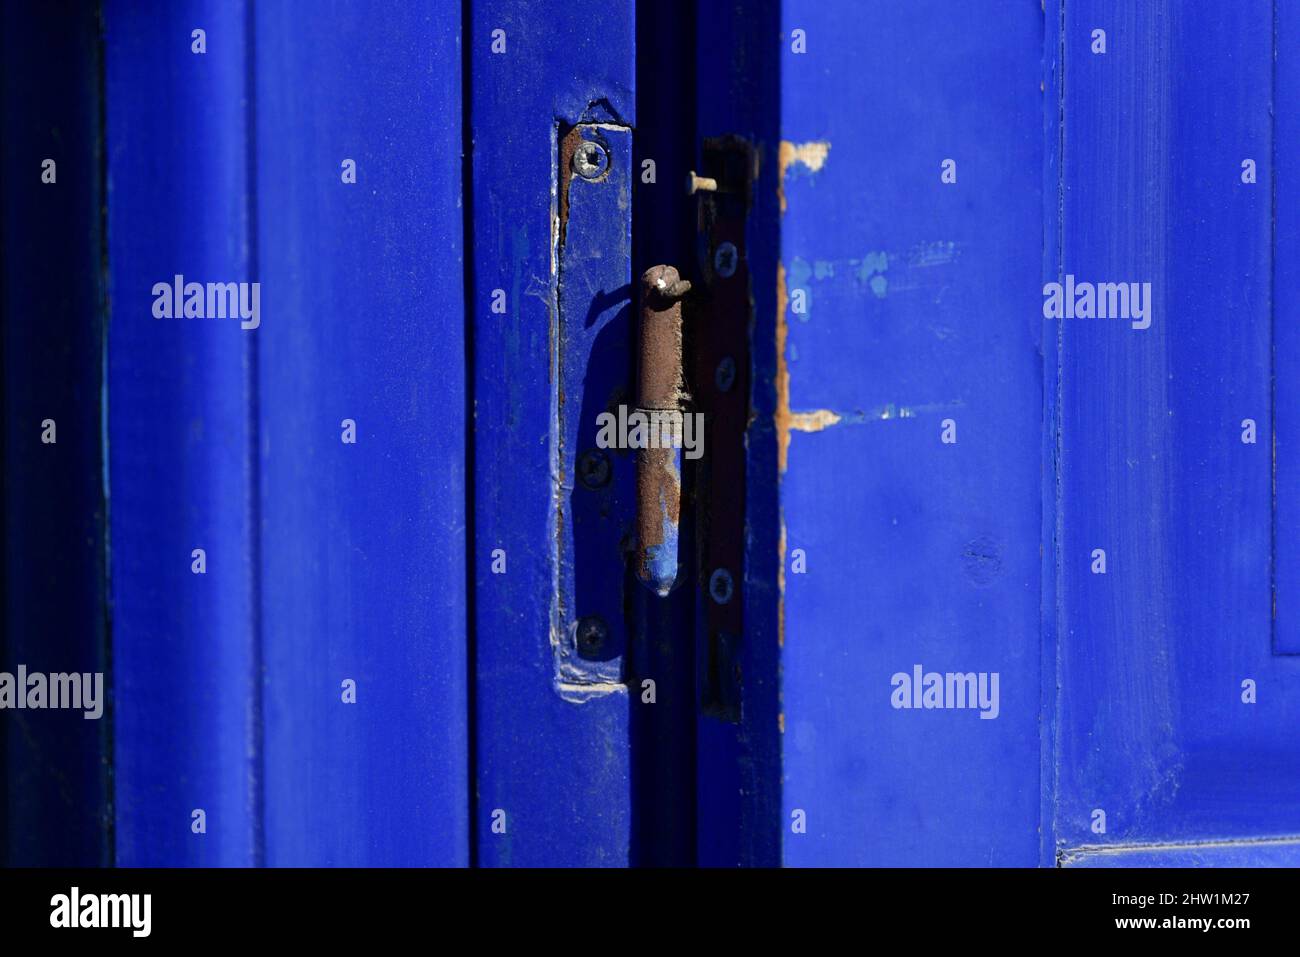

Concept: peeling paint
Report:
left=1062, top=834, right=1300, bottom=864
left=776, top=264, right=847, bottom=467
left=636, top=444, right=682, bottom=595
left=774, top=261, right=843, bottom=655
left=777, top=139, right=830, bottom=213
left=788, top=256, right=814, bottom=322
left=775, top=261, right=792, bottom=473
left=778, top=520, right=786, bottom=649
left=776, top=264, right=790, bottom=653
left=856, top=250, right=889, bottom=298
left=909, top=240, right=959, bottom=267
left=772, top=243, right=969, bottom=303
left=875, top=404, right=915, bottom=419
left=555, top=680, right=629, bottom=704
left=787, top=409, right=842, bottom=431
left=820, top=401, right=964, bottom=423
left=789, top=256, right=813, bottom=283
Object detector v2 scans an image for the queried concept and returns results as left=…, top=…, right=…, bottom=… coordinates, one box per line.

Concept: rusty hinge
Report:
left=563, top=129, right=754, bottom=721
left=691, top=136, right=756, bottom=721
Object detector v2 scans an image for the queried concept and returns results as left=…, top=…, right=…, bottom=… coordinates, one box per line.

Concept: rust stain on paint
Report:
left=557, top=125, right=582, bottom=243
left=775, top=261, right=842, bottom=474
left=776, top=259, right=841, bottom=652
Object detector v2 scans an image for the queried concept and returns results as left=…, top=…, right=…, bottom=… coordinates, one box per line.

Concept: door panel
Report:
left=106, top=0, right=260, bottom=867
left=1273, top=0, right=1300, bottom=657
left=254, top=0, right=468, bottom=867
left=1053, top=0, right=1300, bottom=854
left=104, top=0, right=468, bottom=866
left=772, top=0, right=1046, bottom=866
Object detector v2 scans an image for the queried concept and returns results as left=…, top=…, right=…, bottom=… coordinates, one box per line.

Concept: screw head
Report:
left=713, top=241, right=739, bottom=278
left=577, top=448, right=612, bottom=489
left=576, top=616, right=609, bottom=657
left=572, top=140, right=609, bottom=180
left=709, top=568, right=735, bottom=605
left=715, top=356, right=737, bottom=393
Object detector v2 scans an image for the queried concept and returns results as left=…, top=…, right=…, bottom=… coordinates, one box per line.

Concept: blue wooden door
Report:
left=4, top=0, right=1298, bottom=870
left=1051, top=0, right=1300, bottom=866
left=466, top=0, right=641, bottom=867
left=746, top=0, right=1300, bottom=866
left=750, top=0, right=1045, bottom=867
left=103, top=0, right=470, bottom=866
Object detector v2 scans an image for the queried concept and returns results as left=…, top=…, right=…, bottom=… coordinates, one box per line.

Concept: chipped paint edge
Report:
left=777, top=140, right=830, bottom=214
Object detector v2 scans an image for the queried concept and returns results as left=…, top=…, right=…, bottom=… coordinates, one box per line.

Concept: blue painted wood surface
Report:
left=6, top=0, right=1299, bottom=870
left=106, top=0, right=260, bottom=866
left=104, top=0, right=468, bottom=866
left=773, top=0, right=1046, bottom=866
left=468, top=0, right=637, bottom=867
left=1273, top=0, right=1300, bottom=656
left=706, top=0, right=1300, bottom=868
left=253, top=0, right=468, bottom=867
left=1051, top=0, right=1300, bottom=854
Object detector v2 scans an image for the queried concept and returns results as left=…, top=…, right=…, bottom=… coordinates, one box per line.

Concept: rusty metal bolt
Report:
left=644, top=264, right=692, bottom=303
left=715, top=356, right=736, bottom=393
left=577, top=448, right=612, bottom=489
left=709, top=568, right=735, bottom=605
left=637, top=265, right=691, bottom=411
left=713, top=241, right=738, bottom=279
left=576, top=616, right=609, bottom=657
left=573, top=140, right=609, bottom=180
left=635, top=265, right=691, bottom=597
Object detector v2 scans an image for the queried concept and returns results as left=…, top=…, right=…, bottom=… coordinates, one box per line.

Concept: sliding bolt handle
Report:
left=635, top=266, right=691, bottom=596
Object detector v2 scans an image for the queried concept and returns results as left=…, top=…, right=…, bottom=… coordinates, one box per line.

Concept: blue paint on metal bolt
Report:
left=642, top=443, right=683, bottom=596
left=635, top=266, right=690, bottom=597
